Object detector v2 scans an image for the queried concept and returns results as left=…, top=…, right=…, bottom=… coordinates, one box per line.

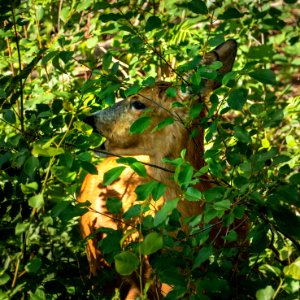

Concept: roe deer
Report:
left=78, top=39, right=238, bottom=299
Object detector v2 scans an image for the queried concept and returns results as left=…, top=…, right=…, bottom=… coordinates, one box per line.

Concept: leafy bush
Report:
left=0, top=0, right=299, bottom=299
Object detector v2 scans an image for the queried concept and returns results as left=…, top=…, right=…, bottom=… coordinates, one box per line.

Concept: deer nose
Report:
left=83, top=115, right=97, bottom=132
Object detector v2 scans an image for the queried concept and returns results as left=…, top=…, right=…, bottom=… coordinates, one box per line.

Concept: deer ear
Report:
left=201, top=39, right=237, bottom=95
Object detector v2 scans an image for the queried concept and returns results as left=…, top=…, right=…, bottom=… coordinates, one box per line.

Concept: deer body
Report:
left=78, top=40, right=237, bottom=299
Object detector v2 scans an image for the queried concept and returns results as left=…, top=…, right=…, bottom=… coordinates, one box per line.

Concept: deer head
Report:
left=84, top=40, right=237, bottom=165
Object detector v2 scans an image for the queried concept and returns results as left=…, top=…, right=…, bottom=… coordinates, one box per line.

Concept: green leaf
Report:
left=219, top=7, right=244, bottom=19
left=247, top=45, right=275, bottom=59
left=15, top=222, right=30, bottom=235
left=142, top=76, right=155, bottom=87
left=60, top=7, right=70, bottom=23
left=283, top=257, right=300, bottom=280
left=59, top=51, right=73, bottom=64
left=152, top=182, right=166, bottom=201
left=140, top=232, right=163, bottom=255
left=3, top=110, right=16, bottom=124
left=166, top=87, right=177, bottom=98
left=175, top=162, right=194, bottom=188
left=35, top=6, right=44, bottom=21
left=25, top=258, right=42, bottom=273
left=28, top=193, right=44, bottom=209
left=102, top=52, right=112, bottom=70
left=192, top=245, right=212, bottom=269
left=103, top=166, right=126, bottom=186
left=204, top=187, right=226, bottom=202
left=107, top=198, right=122, bottom=214
left=0, top=273, right=10, bottom=285
left=42, top=51, right=59, bottom=66
left=29, top=288, right=46, bottom=300
left=208, top=35, right=225, bottom=47
left=21, top=182, right=39, bottom=194
left=189, top=103, right=203, bottom=119
left=135, top=181, right=165, bottom=201
left=76, top=0, right=93, bottom=11
left=123, top=204, right=142, bottom=220
left=249, top=69, right=276, bottom=85
left=233, top=125, right=251, bottom=143
left=145, top=16, right=162, bottom=32
left=80, top=161, right=98, bottom=175
left=227, top=89, right=248, bottom=111
left=151, top=117, right=174, bottom=132
left=130, top=161, right=147, bottom=177
left=154, top=198, right=179, bottom=227
left=32, top=144, right=64, bottom=157
left=51, top=166, right=77, bottom=184
left=130, top=116, right=152, bottom=134
left=187, top=0, right=208, bottom=14
left=289, top=173, right=300, bottom=185
left=249, top=103, right=264, bottom=115
left=23, top=156, right=39, bottom=177
left=99, top=13, right=123, bottom=23
left=213, top=200, right=231, bottom=211
left=185, top=187, right=202, bottom=201
left=223, top=230, right=238, bottom=242
left=114, top=251, right=139, bottom=275
left=222, top=71, right=237, bottom=85
left=272, top=207, right=300, bottom=240
left=255, top=286, right=275, bottom=300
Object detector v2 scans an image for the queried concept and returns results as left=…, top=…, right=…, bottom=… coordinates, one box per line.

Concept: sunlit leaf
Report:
left=103, top=166, right=126, bottom=186
left=28, top=193, right=44, bottom=209
left=284, top=258, right=300, bottom=280
left=255, top=286, right=275, bottom=300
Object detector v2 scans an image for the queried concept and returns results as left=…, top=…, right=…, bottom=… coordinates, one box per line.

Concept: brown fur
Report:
left=78, top=40, right=238, bottom=299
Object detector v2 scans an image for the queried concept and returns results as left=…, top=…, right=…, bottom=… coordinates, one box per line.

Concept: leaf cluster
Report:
left=0, top=0, right=299, bottom=299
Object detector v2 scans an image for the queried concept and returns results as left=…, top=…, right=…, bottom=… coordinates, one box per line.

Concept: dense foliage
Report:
left=0, top=0, right=299, bottom=299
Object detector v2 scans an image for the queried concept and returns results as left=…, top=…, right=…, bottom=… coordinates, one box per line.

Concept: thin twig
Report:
left=91, top=149, right=174, bottom=174
left=11, top=7, right=24, bottom=133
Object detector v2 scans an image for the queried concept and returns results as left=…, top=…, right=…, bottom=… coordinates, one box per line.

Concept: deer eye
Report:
left=130, top=100, right=146, bottom=110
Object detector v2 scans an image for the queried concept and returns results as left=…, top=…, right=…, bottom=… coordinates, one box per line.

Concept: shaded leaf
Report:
left=213, top=200, right=231, bottom=211
left=114, top=251, right=139, bottom=275
left=145, top=16, right=162, bottom=32
left=130, top=116, right=152, bottom=134
left=154, top=198, right=179, bottom=227
left=219, top=7, right=244, bottom=19
left=187, top=0, right=208, bottom=14
left=249, top=69, right=276, bottom=85
left=185, top=187, right=202, bottom=201
left=192, top=246, right=212, bottom=269
left=25, top=258, right=42, bottom=273
left=227, top=88, right=248, bottom=111
left=140, top=232, right=163, bottom=255
left=0, top=273, right=10, bottom=285
left=152, top=117, right=174, bottom=132
left=23, top=156, right=39, bottom=177
left=107, top=198, right=122, bottom=214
